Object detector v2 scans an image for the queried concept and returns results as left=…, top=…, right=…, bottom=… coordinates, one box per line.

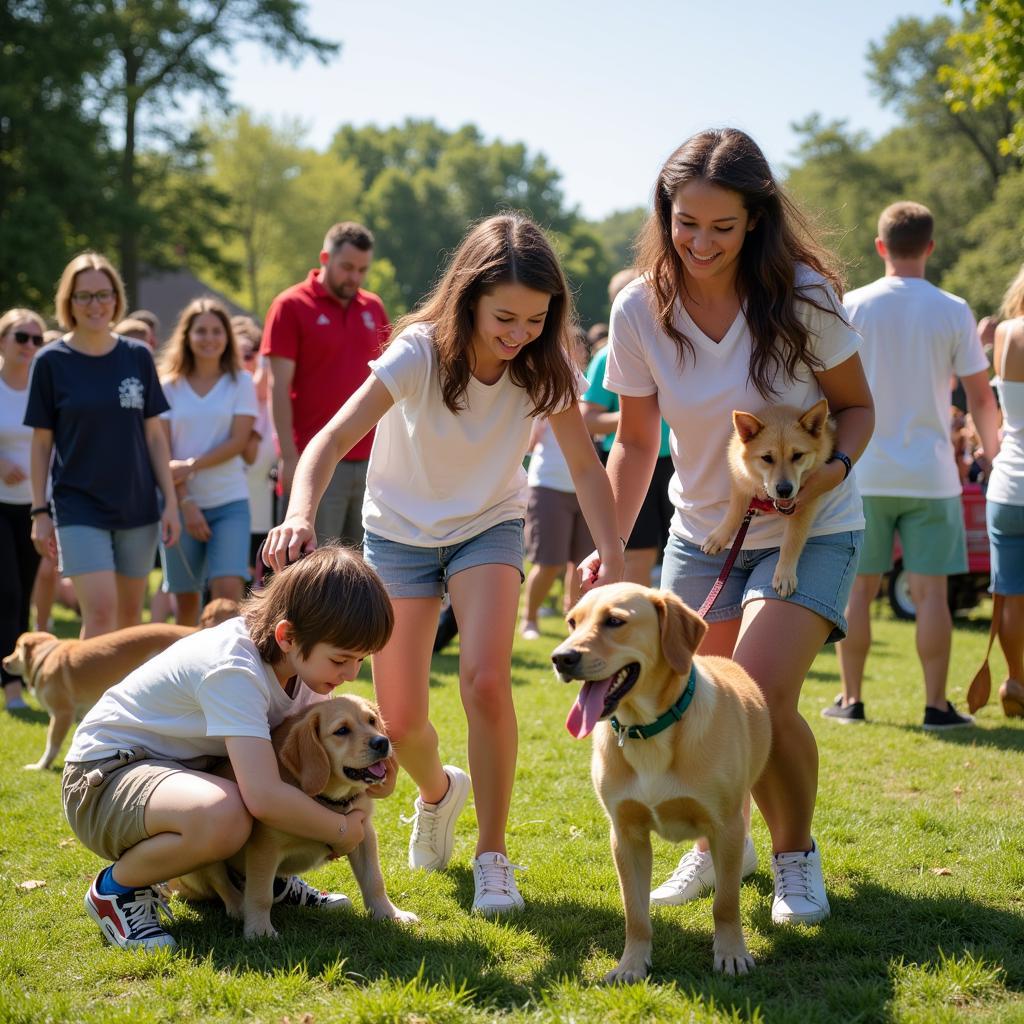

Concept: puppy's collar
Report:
left=610, top=665, right=696, bottom=743
left=316, top=792, right=359, bottom=811
left=26, top=639, right=61, bottom=693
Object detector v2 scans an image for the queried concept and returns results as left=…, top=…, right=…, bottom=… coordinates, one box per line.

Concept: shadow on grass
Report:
left=5, top=704, right=49, bottom=726
left=889, top=720, right=1024, bottom=752
left=166, top=874, right=1023, bottom=1020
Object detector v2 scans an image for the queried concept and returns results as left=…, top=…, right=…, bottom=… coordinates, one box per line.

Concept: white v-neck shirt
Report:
left=364, top=324, right=579, bottom=546
left=605, top=268, right=865, bottom=549
left=161, top=372, right=258, bottom=509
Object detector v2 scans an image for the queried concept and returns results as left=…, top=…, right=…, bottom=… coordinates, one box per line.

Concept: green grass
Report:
left=2, top=598, right=1023, bottom=1023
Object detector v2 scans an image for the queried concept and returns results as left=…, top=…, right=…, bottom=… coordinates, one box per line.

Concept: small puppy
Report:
left=553, top=583, right=770, bottom=980
left=4, top=598, right=240, bottom=770
left=702, top=398, right=836, bottom=598
left=172, top=695, right=417, bottom=939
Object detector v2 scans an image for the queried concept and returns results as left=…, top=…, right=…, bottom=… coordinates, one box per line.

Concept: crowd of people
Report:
left=2, top=126, right=1023, bottom=954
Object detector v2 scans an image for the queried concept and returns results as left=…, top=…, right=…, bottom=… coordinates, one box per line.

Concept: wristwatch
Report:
left=827, top=450, right=853, bottom=480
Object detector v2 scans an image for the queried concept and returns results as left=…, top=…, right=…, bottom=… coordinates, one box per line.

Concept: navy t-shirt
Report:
left=25, top=337, right=169, bottom=529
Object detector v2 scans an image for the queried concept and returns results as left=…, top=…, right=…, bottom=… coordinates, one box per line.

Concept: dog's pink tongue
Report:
left=366, top=760, right=387, bottom=780
left=566, top=678, right=613, bottom=739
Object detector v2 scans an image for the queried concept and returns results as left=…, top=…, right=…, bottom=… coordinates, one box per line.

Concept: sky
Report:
left=216, top=0, right=953, bottom=221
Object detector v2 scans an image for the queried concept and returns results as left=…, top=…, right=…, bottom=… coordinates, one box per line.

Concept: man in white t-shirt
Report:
left=830, top=202, right=999, bottom=730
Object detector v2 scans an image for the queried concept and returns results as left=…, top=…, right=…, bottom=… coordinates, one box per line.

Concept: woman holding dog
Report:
left=586, top=128, right=874, bottom=925
left=25, top=253, right=180, bottom=638
left=264, top=213, right=624, bottom=915
left=0, top=308, right=46, bottom=711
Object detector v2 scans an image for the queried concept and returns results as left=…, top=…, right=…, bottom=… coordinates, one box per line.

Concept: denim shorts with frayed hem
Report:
left=363, top=519, right=525, bottom=599
left=56, top=522, right=160, bottom=578
left=987, top=499, right=1024, bottom=595
left=660, top=529, right=863, bottom=643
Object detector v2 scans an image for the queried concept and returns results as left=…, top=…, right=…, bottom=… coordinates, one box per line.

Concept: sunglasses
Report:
left=11, top=331, right=44, bottom=347
left=71, top=289, right=115, bottom=305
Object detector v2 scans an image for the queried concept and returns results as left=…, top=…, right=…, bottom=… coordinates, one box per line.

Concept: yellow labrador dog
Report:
left=4, top=599, right=240, bottom=771
left=172, top=694, right=417, bottom=939
left=553, top=583, right=770, bottom=980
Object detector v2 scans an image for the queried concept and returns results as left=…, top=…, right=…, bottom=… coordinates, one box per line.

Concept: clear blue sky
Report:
left=218, top=0, right=952, bottom=220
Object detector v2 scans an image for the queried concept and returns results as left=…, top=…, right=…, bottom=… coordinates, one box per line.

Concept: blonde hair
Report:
left=159, top=298, right=239, bottom=382
left=0, top=308, right=46, bottom=340
left=1001, top=264, right=1024, bottom=321
left=114, top=317, right=152, bottom=342
left=54, top=252, right=126, bottom=329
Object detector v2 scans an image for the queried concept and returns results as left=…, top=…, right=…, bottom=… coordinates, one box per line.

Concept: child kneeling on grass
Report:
left=61, top=545, right=395, bottom=952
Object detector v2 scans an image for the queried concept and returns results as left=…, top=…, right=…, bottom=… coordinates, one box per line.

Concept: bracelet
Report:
left=29, top=506, right=50, bottom=519
left=827, top=450, right=853, bottom=481
left=619, top=536, right=627, bottom=550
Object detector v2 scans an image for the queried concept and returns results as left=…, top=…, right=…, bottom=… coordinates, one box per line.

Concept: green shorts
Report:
left=858, top=495, right=967, bottom=576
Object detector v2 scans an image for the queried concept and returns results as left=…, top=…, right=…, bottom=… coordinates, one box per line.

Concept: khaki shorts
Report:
left=62, top=747, right=225, bottom=862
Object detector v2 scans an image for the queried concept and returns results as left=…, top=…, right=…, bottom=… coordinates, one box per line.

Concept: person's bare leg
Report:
left=836, top=574, right=882, bottom=704
left=624, top=547, right=658, bottom=587
left=115, top=574, right=148, bottom=630
left=32, top=558, right=57, bottom=630
left=996, top=594, right=1024, bottom=682
left=72, top=571, right=118, bottom=639
left=210, top=576, right=245, bottom=602
left=521, top=563, right=561, bottom=629
left=908, top=573, right=952, bottom=709
left=175, top=592, right=202, bottom=627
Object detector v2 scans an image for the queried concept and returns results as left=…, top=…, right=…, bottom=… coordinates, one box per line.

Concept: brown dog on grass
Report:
left=171, top=694, right=417, bottom=939
left=4, top=598, right=239, bottom=770
left=553, top=583, right=770, bottom=980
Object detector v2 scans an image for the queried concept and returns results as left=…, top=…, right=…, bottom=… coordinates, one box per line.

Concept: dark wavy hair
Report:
left=389, top=213, right=578, bottom=416
left=637, top=128, right=845, bottom=398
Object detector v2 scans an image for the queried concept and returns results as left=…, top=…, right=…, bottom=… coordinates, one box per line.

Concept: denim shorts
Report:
left=660, top=529, right=864, bottom=643
left=363, top=519, right=525, bottom=599
left=161, top=498, right=251, bottom=593
left=56, top=522, right=160, bottom=579
left=987, top=500, right=1024, bottom=596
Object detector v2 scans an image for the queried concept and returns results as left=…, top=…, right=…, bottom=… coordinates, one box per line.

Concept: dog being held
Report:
left=553, top=583, right=770, bottom=980
left=3, top=598, right=240, bottom=770
left=171, top=694, right=417, bottom=939
left=701, top=398, right=836, bottom=598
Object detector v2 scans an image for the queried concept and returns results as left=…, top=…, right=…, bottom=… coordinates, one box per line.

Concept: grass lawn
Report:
left=1, top=597, right=1022, bottom=1023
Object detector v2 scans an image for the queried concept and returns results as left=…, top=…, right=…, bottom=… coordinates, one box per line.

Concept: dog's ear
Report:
left=798, top=398, right=830, bottom=438
left=278, top=709, right=331, bottom=796
left=732, top=410, right=764, bottom=443
left=655, top=591, right=707, bottom=676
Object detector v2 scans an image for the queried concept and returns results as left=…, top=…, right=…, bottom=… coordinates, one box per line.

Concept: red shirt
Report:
left=262, top=271, right=391, bottom=460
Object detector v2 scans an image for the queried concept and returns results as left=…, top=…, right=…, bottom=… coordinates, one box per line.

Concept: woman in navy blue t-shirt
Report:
left=26, top=252, right=180, bottom=638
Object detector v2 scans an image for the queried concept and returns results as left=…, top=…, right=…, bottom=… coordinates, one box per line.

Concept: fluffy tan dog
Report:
left=4, top=598, right=239, bottom=770
left=553, top=583, right=770, bottom=980
left=702, top=398, right=836, bottom=598
left=172, top=694, right=417, bottom=939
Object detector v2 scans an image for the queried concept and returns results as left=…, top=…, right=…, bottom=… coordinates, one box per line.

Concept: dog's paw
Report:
left=222, top=898, right=245, bottom=920
left=243, top=919, right=278, bottom=941
left=772, top=569, right=797, bottom=598
left=702, top=529, right=731, bottom=555
left=23, top=762, right=45, bottom=771
left=714, top=948, right=755, bottom=975
left=382, top=907, right=419, bottom=925
left=603, top=959, right=651, bottom=985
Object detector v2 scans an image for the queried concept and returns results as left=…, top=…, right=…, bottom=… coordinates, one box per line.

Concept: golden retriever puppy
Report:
left=4, top=599, right=239, bottom=771
left=172, top=694, right=417, bottom=939
left=553, top=583, right=770, bottom=980
left=702, top=399, right=836, bottom=598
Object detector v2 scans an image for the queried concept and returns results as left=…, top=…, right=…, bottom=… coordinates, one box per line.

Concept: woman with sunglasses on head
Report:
left=25, top=252, right=180, bottom=639
left=0, top=309, right=47, bottom=711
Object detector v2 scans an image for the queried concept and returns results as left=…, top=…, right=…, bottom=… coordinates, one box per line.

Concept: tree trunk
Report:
left=119, top=51, right=140, bottom=308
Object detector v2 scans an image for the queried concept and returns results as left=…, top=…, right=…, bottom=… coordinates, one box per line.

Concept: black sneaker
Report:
left=821, top=696, right=866, bottom=724
left=84, top=875, right=177, bottom=951
left=272, top=874, right=351, bottom=910
left=923, top=701, right=975, bottom=731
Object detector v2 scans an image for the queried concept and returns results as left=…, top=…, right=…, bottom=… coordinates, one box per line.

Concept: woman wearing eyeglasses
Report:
left=0, top=308, right=47, bottom=710
left=25, top=252, right=180, bottom=639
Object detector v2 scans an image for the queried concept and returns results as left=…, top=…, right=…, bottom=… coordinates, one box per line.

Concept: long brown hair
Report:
left=637, top=128, right=845, bottom=398
left=159, top=298, right=239, bottom=382
left=389, top=213, right=578, bottom=416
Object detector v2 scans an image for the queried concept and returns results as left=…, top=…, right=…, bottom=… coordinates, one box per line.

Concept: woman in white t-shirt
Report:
left=158, top=299, right=257, bottom=625
left=0, top=308, right=46, bottom=711
left=585, top=129, right=874, bottom=926
left=265, top=214, right=624, bottom=915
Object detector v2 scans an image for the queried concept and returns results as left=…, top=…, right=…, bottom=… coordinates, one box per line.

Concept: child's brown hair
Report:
left=243, top=545, right=394, bottom=662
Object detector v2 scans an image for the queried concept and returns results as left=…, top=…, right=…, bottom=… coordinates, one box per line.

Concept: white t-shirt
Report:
left=246, top=400, right=277, bottom=534
left=605, top=268, right=864, bottom=549
left=845, top=276, right=989, bottom=498
left=0, top=377, right=32, bottom=504
left=161, top=372, right=259, bottom=509
left=67, top=617, right=326, bottom=763
left=364, top=324, right=576, bottom=545
left=527, top=419, right=575, bottom=493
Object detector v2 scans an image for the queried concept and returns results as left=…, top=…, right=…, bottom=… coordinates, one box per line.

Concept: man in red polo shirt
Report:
left=262, top=221, right=391, bottom=547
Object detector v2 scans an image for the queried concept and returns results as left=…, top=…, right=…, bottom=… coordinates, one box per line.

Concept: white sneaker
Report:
left=650, top=836, right=758, bottom=906
left=472, top=852, right=525, bottom=916
left=771, top=839, right=830, bottom=925
left=407, top=766, right=470, bottom=871
left=519, top=621, right=541, bottom=641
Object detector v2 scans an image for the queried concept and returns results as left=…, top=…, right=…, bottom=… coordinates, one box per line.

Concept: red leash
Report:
left=697, top=497, right=778, bottom=619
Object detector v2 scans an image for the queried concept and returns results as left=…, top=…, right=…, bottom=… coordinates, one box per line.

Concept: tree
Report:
left=593, top=207, right=647, bottom=275
left=942, top=0, right=1024, bottom=160
left=85, top=0, right=338, bottom=304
